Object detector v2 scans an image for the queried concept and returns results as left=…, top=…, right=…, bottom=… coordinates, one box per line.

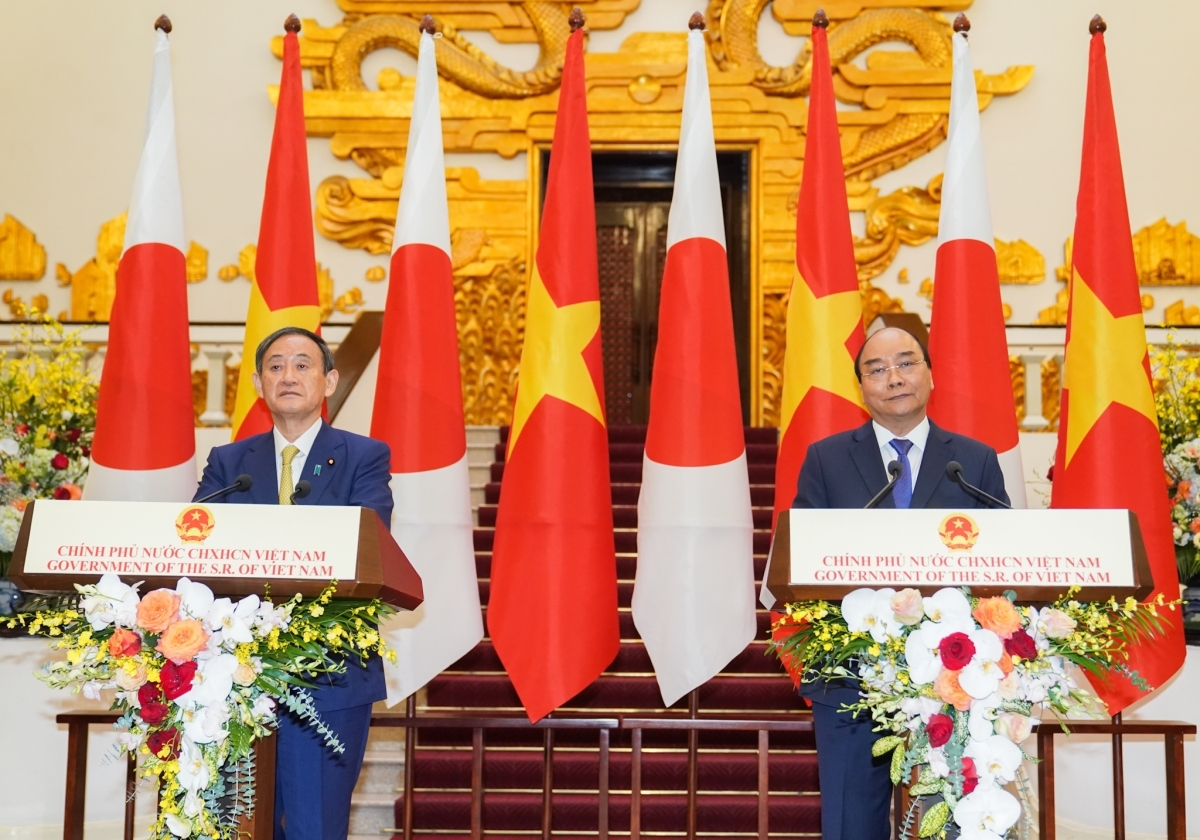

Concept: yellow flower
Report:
left=308, top=604, right=325, bottom=618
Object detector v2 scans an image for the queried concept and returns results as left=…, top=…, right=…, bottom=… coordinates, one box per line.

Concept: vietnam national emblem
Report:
left=938, top=512, right=979, bottom=551
left=176, top=505, right=216, bottom=544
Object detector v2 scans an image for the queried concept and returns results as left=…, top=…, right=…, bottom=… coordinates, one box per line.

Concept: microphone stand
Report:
left=863, top=461, right=903, bottom=509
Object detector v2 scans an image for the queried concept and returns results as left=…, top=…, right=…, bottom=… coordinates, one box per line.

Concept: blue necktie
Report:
left=889, top=438, right=914, bottom=509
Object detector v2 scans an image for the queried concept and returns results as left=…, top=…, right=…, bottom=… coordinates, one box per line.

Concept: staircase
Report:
left=370, top=426, right=821, bottom=838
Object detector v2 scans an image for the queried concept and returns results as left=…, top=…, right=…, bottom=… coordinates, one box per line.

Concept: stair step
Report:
left=393, top=790, right=820, bottom=833
left=424, top=674, right=803, bottom=715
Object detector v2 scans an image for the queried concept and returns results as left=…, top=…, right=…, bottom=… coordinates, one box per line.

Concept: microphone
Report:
left=194, top=474, right=253, bottom=504
left=945, top=461, right=1011, bottom=509
left=863, top=461, right=903, bottom=509
left=289, top=480, right=312, bottom=504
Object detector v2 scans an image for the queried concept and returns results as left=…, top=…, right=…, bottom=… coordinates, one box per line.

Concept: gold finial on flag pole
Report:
left=688, top=12, right=706, bottom=31
left=569, top=7, right=585, bottom=32
left=154, top=14, right=172, bottom=34
left=419, top=15, right=437, bottom=35
left=1090, top=14, right=1107, bottom=34
left=284, top=14, right=302, bottom=34
left=954, top=13, right=970, bottom=35
left=812, top=8, right=829, bottom=29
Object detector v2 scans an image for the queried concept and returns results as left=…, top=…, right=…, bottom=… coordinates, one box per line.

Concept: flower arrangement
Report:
left=1152, top=334, right=1200, bottom=584
left=5, top=574, right=395, bottom=840
left=0, top=315, right=97, bottom=579
left=772, top=586, right=1172, bottom=840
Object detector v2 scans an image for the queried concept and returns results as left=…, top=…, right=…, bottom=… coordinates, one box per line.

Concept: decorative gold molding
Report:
left=1039, top=236, right=1159, bottom=324
left=186, top=242, right=208, bottom=283
left=1132, top=218, right=1200, bottom=285
left=0, top=215, right=47, bottom=280
left=1164, top=299, right=1200, bottom=325
left=283, top=1, right=1031, bottom=423
left=57, top=214, right=125, bottom=322
left=995, top=238, right=1044, bottom=284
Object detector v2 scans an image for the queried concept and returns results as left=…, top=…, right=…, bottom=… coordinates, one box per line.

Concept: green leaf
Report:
left=918, top=800, right=949, bottom=838
left=872, top=735, right=904, bottom=758
left=908, top=768, right=944, bottom=797
left=889, top=742, right=906, bottom=785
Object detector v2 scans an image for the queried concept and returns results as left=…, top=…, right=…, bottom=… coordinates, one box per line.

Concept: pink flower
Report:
left=890, top=588, right=924, bottom=626
left=1040, top=608, right=1077, bottom=640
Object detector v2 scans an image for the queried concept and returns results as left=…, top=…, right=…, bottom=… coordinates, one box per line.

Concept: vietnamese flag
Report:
left=927, top=17, right=1026, bottom=507
left=86, top=16, right=195, bottom=502
left=1051, top=15, right=1184, bottom=713
left=487, top=13, right=619, bottom=722
left=763, top=10, right=868, bottom=608
left=230, top=15, right=322, bottom=441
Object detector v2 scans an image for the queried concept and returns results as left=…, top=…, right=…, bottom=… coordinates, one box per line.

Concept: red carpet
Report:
left=395, top=426, right=821, bottom=837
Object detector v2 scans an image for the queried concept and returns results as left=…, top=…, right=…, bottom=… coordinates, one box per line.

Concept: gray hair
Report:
left=254, top=327, right=336, bottom=375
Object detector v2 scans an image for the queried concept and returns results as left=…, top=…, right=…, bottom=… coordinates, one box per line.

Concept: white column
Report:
left=198, top=346, right=231, bottom=427
left=1019, top=353, right=1048, bottom=431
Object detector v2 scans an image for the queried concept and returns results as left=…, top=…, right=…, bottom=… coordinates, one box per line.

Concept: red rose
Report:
left=51, top=453, right=69, bottom=470
left=1046, top=465, right=1055, bottom=482
left=66, top=428, right=81, bottom=443
left=147, top=728, right=181, bottom=760
left=139, top=700, right=169, bottom=725
left=1004, top=629, right=1038, bottom=661
left=939, top=632, right=976, bottom=671
left=138, top=682, right=163, bottom=706
left=81, top=445, right=90, bottom=457
left=961, top=756, right=980, bottom=794
left=15, top=424, right=28, bottom=437
left=159, top=660, right=197, bottom=700
left=926, top=713, right=953, bottom=748
left=53, top=486, right=71, bottom=500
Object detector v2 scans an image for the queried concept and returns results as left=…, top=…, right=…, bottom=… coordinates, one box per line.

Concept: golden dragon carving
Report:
left=326, top=2, right=570, bottom=97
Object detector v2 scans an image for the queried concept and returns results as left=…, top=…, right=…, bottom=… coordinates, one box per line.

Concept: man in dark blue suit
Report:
left=195, top=326, right=393, bottom=840
left=792, top=326, right=1010, bottom=840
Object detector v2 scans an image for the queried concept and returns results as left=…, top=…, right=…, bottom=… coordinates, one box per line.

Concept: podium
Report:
left=767, top=508, right=1155, bottom=604
left=7, top=499, right=425, bottom=839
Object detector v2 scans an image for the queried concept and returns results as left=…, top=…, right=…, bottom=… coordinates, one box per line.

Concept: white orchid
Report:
left=954, top=787, right=1021, bottom=837
left=204, top=595, right=258, bottom=645
left=251, top=694, right=277, bottom=722
left=958, top=629, right=1005, bottom=699
left=253, top=600, right=291, bottom=633
left=178, top=654, right=239, bottom=709
left=183, top=790, right=204, bottom=819
left=841, top=588, right=902, bottom=643
left=927, top=747, right=949, bottom=778
left=77, top=574, right=140, bottom=631
left=964, top=735, right=1023, bottom=786
left=904, top=616, right=974, bottom=685
left=968, top=694, right=1003, bottom=741
left=176, top=578, right=215, bottom=621
left=182, top=700, right=231, bottom=745
left=175, top=738, right=210, bottom=793
left=164, top=813, right=192, bottom=838
left=899, top=696, right=944, bottom=728
left=922, top=588, right=974, bottom=626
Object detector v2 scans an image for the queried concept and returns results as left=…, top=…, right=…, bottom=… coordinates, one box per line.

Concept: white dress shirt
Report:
left=871, top=416, right=930, bottom=494
left=273, top=418, right=323, bottom=498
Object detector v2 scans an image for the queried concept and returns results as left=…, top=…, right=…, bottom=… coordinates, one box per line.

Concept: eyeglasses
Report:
left=861, top=360, right=927, bottom=381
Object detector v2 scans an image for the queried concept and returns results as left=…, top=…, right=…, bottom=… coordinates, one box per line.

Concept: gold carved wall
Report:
left=278, top=0, right=1033, bottom=424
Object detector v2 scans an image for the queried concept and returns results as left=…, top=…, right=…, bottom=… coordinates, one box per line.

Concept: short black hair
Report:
left=853, top=326, right=932, bottom=382
left=254, top=327, right=335, bottom=375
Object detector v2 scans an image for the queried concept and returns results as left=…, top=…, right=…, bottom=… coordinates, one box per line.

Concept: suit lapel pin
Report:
left=327, top=458, right=335, bottom=466
left=313, top=465, right=321, bottom=476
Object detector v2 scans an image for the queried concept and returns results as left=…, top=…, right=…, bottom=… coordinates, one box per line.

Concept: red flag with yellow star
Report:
left=487, top=19, right=619, bottom=722
left=230, top=16, right=322, bottom=441
left=770, top=14, right=868, bottom=532
left=1051, top=17, right=1184, bottom=713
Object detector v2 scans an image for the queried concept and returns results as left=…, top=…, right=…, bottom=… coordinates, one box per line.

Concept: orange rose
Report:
left=998, top=652, right=1015, bottom=676
left=156, top=619, right=210, bottom=664
left=107, top=628, right=142, bottom=658
left=10, top=499, right=27, bottom=513
left=934, top=668, right=972, bottom=711
left=136, top=589, right=181, bottom=634
left=972, top=597, right=1022, bottom=640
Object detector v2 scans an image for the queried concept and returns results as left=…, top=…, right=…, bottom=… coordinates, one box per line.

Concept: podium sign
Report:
left=768, top=508, right=1154, bottom=603
left=7, top=500, right=423, bottom=609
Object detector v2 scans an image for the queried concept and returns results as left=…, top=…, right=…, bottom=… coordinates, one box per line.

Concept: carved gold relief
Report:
left=456, top=254, right=526, bottom=425
left=57, top=214, right=125, bottom=321
left=191, top=365, right=238, bottom=427
left=759, top=291, right=789, bottom=428
left=995, top=238, right=1044, bottom=284
left=1132, top=218, right=1200, bottom=285
left=2, top=290, right=49, bottom=318
left=1164, top=299, right=1200, bottom=326
left=1041, top=356, right=1061, bottom=431
left=282, top=1, right=1031, bottom=423
left=0, top=215, right=47, bottom=280
left=365, top=265, right=387, bottom=282
left=219, top=244, right=338, bottom=322
left=186, top=242, right=208, bottom=282
left=1010, top=355, right=1024, bottom=425
left=333, top=287, right=365, bottom=315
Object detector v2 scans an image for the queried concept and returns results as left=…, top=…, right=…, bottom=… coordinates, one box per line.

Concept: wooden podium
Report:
left=767, top=507, right=1155, bottom=604
left=8, top=499, right=425, bottom=839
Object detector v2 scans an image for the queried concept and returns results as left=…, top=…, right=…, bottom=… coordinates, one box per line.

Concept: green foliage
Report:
left=918, top=801, right=950, bottom=838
